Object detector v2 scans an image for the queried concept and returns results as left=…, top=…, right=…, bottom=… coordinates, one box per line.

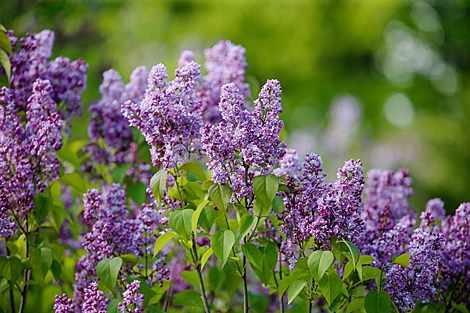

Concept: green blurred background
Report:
left=2, top=0, right=469, bottom=215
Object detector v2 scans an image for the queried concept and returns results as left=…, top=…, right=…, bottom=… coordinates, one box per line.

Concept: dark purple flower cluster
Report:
left=122, top=62, right=203, bottom=170
left=384, top=211, right=444, bottom=312
left=196, top=40, right=251, bottom=123
left=118, top=280, right=145, bottom=313
left=0, top=80, right=64, bottom=217
left=7, top=30, right=88, bottom=127
left=74, top=184, right=168, bottom=310
left=84, top=67, right=150, bottom=174
left=54, top=282, right=108, bottom=313
left=277, top=154, right=364, bottom=267
left=438, top=202, right=470, bottom=305
left=0, top=193, right=16, bottom=239
left=202, top=81, right=286, bottom=200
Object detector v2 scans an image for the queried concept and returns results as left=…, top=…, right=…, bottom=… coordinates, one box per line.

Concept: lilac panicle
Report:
left=118, top=280, right=145, bottom=313
left=82, top=282, right=108, bottom=313
left=384, top=220, right=444, bottom=312
left=201, top=80, right=286, bottom=200
left=0, top=80, right=63, bottom=217
left=0, top=193, right=17, bottom=239
left=425, top=198, right=446, bottom=222
left=277, top=155, right=364, bottom=267
left=178, top=50, right=195, bottom=68
left=273, top=148, right=302, bottom=177
left=438, top=202, right=470, bottom=306
left=53, top=294, right=74, bottom=313
left=7, top=30, right=88, bottom=127
left=122, top=62, right=203, bottom=170
left=84, top=67, right=150, bottom=175
left=200, top=40, right=251, bottom=123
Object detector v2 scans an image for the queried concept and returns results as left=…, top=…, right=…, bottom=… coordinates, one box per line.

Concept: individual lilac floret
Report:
left=437, top=202, right=470, bottom=306
left=84, top=67, right=150, bottom=176
left=201, top=81, right=286, bottom=200
left=7, top=30, right=88, bottom=127
left=82, top=282, right=108, bottom=313
left=0, top=80, right=63, bottom=217
left=384, top=224, right=444, bottom=312
left=360, top=169, right=415, bottom=245
left=53, top=293, right=74, bottom=313
left=118, top=280, right=145, bottom=313
left=199, top=40, right=251, bottom=123
left=122, top=62, right=203, bottom=170
left=273, top=148, right=302, bottom=177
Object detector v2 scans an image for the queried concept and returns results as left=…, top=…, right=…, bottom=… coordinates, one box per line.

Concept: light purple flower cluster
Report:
left=437, top=202, right=470, bottom=305
left=0, top=193, right=16, bottom=238
left=202, top=81, right=286, bottom=200
left=277, top=155, right=364, bottom=266
left=273, top=148, right=302, bottom=177
left=0, top=80, right=64, bottom=216
left=84, top=67, right=150, bottom=174
left=384, top=212, right=444, bottom=312
left=118, top=280, right=145, bottom=313
left=7, top=30, right=88, bottom=126
left=196, top=40, right=251, bottom=123
left=360, top=169, right=415, bottom=245
left=74, top=184, right=168, bottom=309
left=122, top=62, right=203, bottom=170
left=54, top=282, right=108, bottom=313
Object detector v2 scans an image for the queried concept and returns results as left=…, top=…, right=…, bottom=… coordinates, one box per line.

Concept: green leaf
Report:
left=253, top=246, right=278, bottom=284
left=33, top=194, right=53, bottom=224
left=308, top=250, right=334, bottom=282
left=50, top=259, right=61, bottom=281
left=341, top=240, right=360, bottom=266
left=57, top=146, right=80, bottom=169
left=364, top=290, right=391, bottom=313
left=287, top=280, right=306, bottom=305
left=0, top=293, right=7, bottom=313
left=107, top=299, right=121, bottom=313
left=150, top=170, right=168, bottom=205
left=279, top=275, right=297, bottom=300
left=361, top=266, right=382, bottom=282
left=208, top=184, right=232, bottom=211
left=239, top=214, right=254, bottom=238
left=112, top=163, right=132, bottom=184
left=30, top=248, right=53, bottom=279
left=252, top=174, right=279, bottom=209
left=96, top=257, right=123, bottom=293
left=199, top=206, right=222, bottom=232
left=127, top=182, right=147, bottom=206
left=359, top=255, right=375, bottom=265
left=228, top=219, right=238, bottom=233
left=180, top=161, right=206, bottom=181
left=181, top=270, right=207, bottom=291
left=253, top=199, right=270, bottom=217
left=200, top=248, right=213, bottom=270
left=272, top=196, right=284, bottom=214
left=154, top=232, right=176, bottom=256
left=192, top=200, right=210, bottom=234
left=211, top=230, right=235, bottom=267
left=0, top=31, right=12, bottom=55
left=454, top=304, right=470, bottom=313
left=146, top=304, right=165, bottom=313
left=0, top=256, right=22, bottom=284
left=59, top=173, right=88, bottom=194
left=172, top=290, right=204, bottom=308
left=169, top=209, right=194, bottom=242
left=208, top=266, right=224, bottom=291
left=343, top=261, right=354, bottom=280
left=318, top=272, right=343, bottom=306
left=0, top=49, right=11, bottom=83
left=242, top=243, right=263, bottom=271
left=201, top=180, right=214, bottom=192
left=393, top=253, right=410, bottom=268
left=49, top=202, right=72, bottom=233
left=121, top=254, right=138, bottom=265
left=346, top=297, right=365, bottom=313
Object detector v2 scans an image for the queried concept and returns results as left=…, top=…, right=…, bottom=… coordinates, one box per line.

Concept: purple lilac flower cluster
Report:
left=0, top=80, right=64, bottom=217
left=273, top=148, right=302, bottom=177
left=384, top=210, right=444, bottom=312
left=7, top=30, right=88, bottom=127
left=277, top=154, right=364, bottom=267
left=54, top=282, right=107, bottom=313
left=202, top=81, right=286, bottom=200
left=122, top=62, right=203, bottom=170
left=0, top=193, right=16, bottom=239
left=438, top=202, right=470, bottom=306
left=74, top=184, right=168, bottom=310
left=118, top=280, right=145, bottom=313
left=195, top=40, right=251, bottom=123
left=83, top=67, right=151, bottom=183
